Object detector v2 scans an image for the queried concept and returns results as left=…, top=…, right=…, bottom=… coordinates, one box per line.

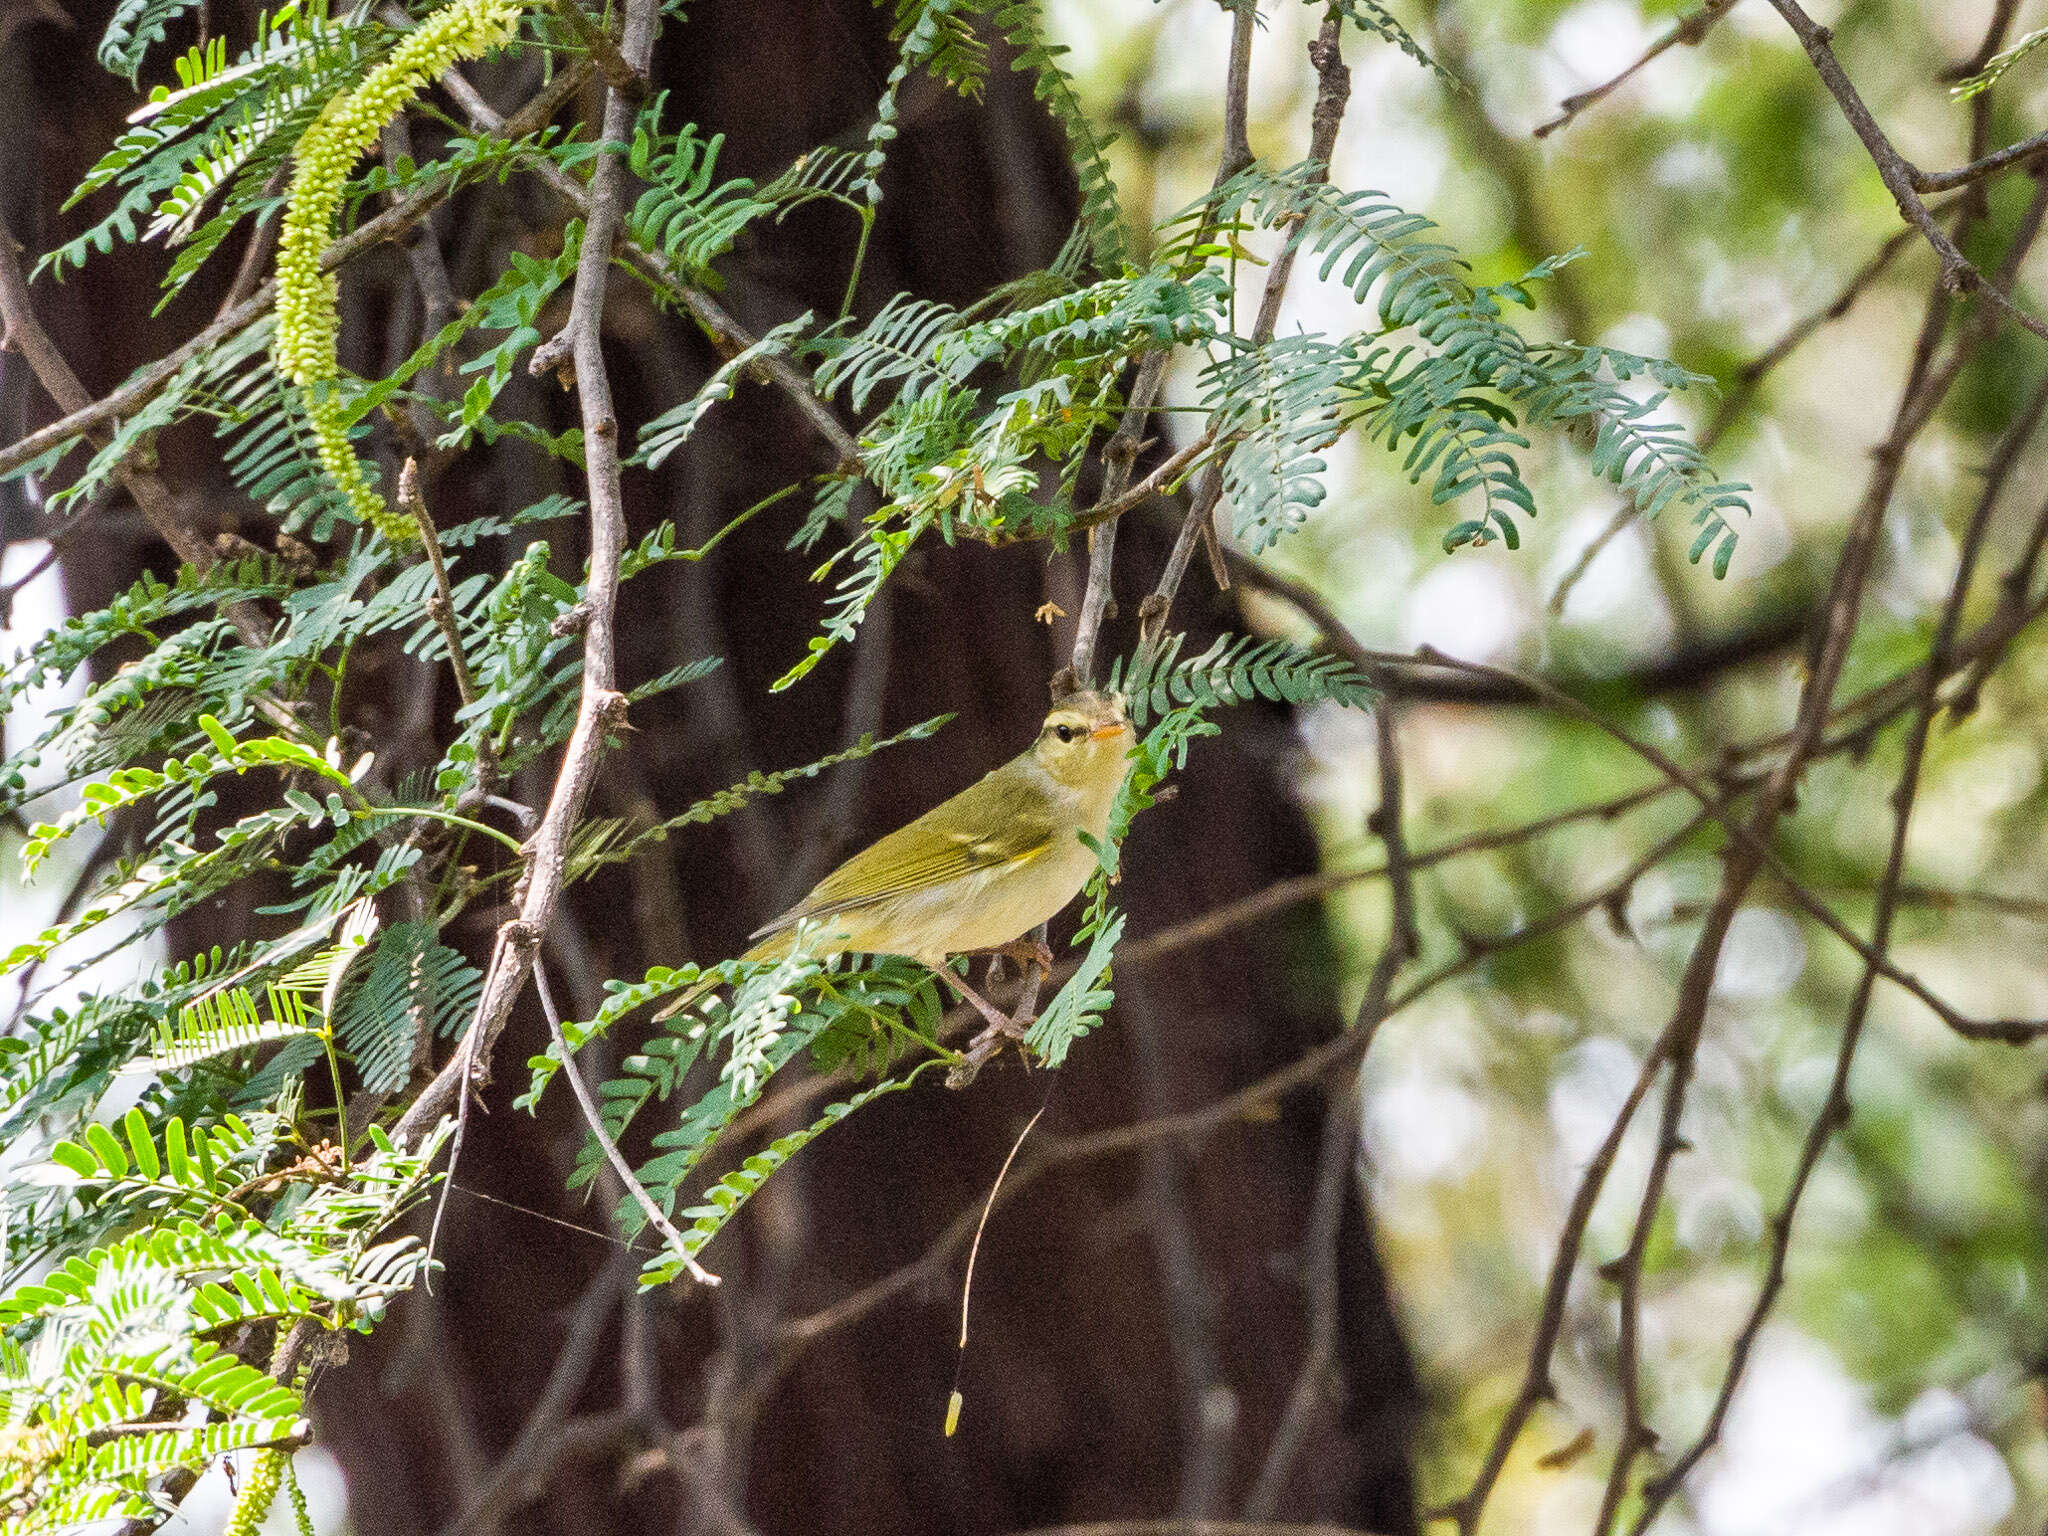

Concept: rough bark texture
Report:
left=3, top=3, right=1422, bottom=1531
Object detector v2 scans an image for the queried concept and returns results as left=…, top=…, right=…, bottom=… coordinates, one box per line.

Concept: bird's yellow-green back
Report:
left=747, top=690, right=1133, bottom=966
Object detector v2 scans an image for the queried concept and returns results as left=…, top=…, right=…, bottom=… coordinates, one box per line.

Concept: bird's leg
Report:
left=940, top=969, right=1028, bottom=1041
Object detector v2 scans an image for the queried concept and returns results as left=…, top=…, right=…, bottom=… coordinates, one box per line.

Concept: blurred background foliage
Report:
left=1047, top=0, right=2048, bottom=1530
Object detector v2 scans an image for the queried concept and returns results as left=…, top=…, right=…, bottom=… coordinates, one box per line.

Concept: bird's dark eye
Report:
left=1054, top=723, right=1075, bottom=742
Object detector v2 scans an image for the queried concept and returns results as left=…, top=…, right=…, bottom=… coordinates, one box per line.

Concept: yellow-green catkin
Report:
left=221, top=1448, right=287, bottom=1536
left=274, top=0, right=527, bottom=543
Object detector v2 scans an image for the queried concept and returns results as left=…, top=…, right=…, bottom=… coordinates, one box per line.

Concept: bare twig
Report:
left=1625, top=366, right=2048, bottom=1535
left=1116, top=969, right=1236, bottom=1516
left=1068, top=351, right=1170, bottom=685
left=1765, top=0, right=2048, bottom=345
left=397, top=458, right=499, bottom=795
left=1533, top=0, right=1741, bottom=138
left=382, top=121, right=460, bottom=335
left=1951, top=0, right=2024, bottom=78
left=213, top=164, right=291, bottom=323
left=1700, top=226, right=1920, bottom=454
left=1553, top=221, right=1921, bottom=615
left=1583, top=148, right=2042, bottom=1528
left=1410, top=647, right=2045, bottom=1045
left=1067, top=0, right=1266, bottom=687
left=534, top=961, right=718, bottom=1286
left=1911, top=126, right=2048, bottom=192
left=1065, top=430, right=1216, bottom=536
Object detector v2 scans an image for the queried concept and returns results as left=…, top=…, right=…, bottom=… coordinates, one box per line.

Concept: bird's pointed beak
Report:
left=1089, top=721, right=1127, bottom=741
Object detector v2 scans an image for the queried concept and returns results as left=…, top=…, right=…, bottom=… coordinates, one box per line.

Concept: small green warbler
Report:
left=665, top=690, right=1135, bottom=1032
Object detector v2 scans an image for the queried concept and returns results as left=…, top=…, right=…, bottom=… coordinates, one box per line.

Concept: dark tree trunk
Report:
left=5, top=3, right=1422, bottom=1531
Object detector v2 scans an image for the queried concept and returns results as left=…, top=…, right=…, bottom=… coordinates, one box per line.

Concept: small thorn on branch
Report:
left=529, top=330, right=576, bottom=389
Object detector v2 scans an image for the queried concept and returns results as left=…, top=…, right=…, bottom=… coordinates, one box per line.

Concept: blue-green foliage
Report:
left=627, top=96, right=867, bottom=283
left=98, top=0, right=208, bottom=82
left=858, top=1, right=992, bottom=207
left=1169, top=161, right=1749, bottom=565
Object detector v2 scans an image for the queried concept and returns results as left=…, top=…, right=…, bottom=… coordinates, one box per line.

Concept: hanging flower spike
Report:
left=274, top=0, right=529, bottom=544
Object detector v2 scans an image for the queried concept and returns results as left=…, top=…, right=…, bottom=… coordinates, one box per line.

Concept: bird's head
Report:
left=1033, top=689, right=1134, bottom=790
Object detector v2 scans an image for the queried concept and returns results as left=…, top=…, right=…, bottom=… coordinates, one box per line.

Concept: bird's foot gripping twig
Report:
left=944, top=965, right=1040, bottom=1089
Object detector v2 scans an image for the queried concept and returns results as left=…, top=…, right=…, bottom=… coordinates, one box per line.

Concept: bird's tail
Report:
left=649, top=932, right=795, bottom=1022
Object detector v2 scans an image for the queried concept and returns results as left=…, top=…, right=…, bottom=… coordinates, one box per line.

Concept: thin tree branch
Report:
left=1765, top=0, right=2048, bottom=345
left=1141, top=12, right=1353, bottom=649
left=1911, top=126, right=2048, bottom=192
left=534, top=961, right=718, bottom=1286
left=1065, top=430, right=1216, bottom=535
left=1624, top=364, right=2048, bottom=1535
left=394, top=1, right=658, bottom=1148
left=775, top=804, right=1719, bottom=1368
left=212, top=164, right=290, bottom=324
left=435, top=1257, right=630, bottom=1536
left=1069, top=0, right=1266, bottom=687
left=1218, top=0, right=1256, bottom=182
left=1411, top=647, right=2047, bottom=1045
left=419, top=42, right=863, bottom=472
left=1554, top=220, right=1921, bottom=615
left=0, top=223, right=264, bottom=644
left=1584, top=157, right=2035, bottom=1527
left=1119, top=972, right=1236, bottom=1519
left=1068, top=350, right=1169, bottom=685
left=1699, top=227, right=1920, bottom=454
left=0, top=60, right=592, bottom=483
left=1533, top=0, right=1741, bottom=138
left=397, top=458, right=499, bottom=792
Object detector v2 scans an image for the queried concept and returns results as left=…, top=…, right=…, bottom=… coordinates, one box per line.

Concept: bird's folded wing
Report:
left=750, top=796, right=1056, bottom=941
